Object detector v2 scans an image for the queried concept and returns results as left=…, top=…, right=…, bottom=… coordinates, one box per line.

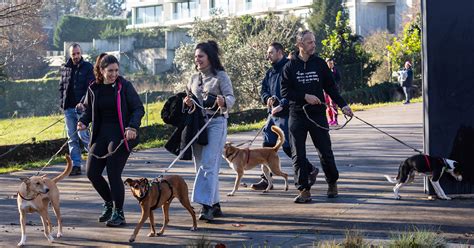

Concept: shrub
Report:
left=341, top=82, right=403, bottom=104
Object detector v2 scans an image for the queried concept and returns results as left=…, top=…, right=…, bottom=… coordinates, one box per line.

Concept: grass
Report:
left=0, top=97, right=421, bottom=173
left=389, top=227, right=447, bottom=248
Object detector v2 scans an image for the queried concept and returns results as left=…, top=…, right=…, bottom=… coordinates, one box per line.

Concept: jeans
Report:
left=191, top=116, right=227, bottom=206
left=289, top=112, right=339, bottom=191
left=263, top=115, right=291, bottom=157
left=64, top=108, right=90, bottom=168
left=403, top=86, right=411, bottom=103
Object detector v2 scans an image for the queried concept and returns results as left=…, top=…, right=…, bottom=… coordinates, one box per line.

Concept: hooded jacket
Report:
left=281, top=54, right=347, bottom=114
left=261, top=57, right=289, bottom=117
left=80, top=76, right=145, bottom=151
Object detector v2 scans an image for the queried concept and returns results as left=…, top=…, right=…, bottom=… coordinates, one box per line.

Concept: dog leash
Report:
left=303, top=104, right=352, bottom=131
left=352, top=114, right=423, bottom=154
left=161, top=106, right=222, bottom=175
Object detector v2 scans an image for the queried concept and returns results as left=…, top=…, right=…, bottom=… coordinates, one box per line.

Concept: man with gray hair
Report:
left=59, top=43, right=94, bottom=176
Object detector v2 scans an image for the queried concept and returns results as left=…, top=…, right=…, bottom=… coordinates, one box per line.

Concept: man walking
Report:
left=281, top=30, right=353, bottom=203
left=59, top=43, right=94, bottom=176
left=251, top=42, right=317, bottom=190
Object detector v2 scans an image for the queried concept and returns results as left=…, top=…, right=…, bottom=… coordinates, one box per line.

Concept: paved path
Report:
left=1, top=103, right=473, bottom=247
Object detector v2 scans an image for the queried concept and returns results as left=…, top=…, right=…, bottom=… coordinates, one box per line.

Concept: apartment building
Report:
left=126, top=0, right=313, bottom=29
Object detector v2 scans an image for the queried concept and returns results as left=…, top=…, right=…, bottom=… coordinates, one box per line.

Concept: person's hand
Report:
left=125, top=128, right=137, bottom=140
left=304, top=94, right=321, bottom=105
left=75, top=103, right=85, bottom=112
left=183, top=95, right=193, bottom=107
left=341, top=105, right=353, bottom=117
left=266, top=97, right=274, bottom=108
left=216, top=95, right=225, bottom=107
left=271, top=106, right=283, bottom=115
left=77, top=122, right=87, bottom=130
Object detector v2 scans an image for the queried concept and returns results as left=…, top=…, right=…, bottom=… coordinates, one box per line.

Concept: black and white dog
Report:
left=384, top=154, right=463, bottom=200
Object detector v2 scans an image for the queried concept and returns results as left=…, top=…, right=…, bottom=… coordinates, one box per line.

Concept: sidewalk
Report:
left=0, top=103, right=472, bottom=247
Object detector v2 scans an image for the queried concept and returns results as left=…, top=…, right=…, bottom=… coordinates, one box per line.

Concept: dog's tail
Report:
left=52, top=155, right=73, bottom=183
left=271, top=125, right=285, bottom=152
left=384, top=175, right=398, bottom=184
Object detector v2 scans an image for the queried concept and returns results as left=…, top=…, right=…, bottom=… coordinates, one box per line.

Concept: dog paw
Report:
left=442, top=197, right=452, bottom=200
left=147, top=232, right=156, bottom=237
left=56, top=232, right=63, bottom=238
left=190, top=227, right=197, bottom=231
left=263, top=190, right=269, bottom=193
left=17, top=241, right=25, bottom=247
left=47, top=235, right=54, bottom=243
left=395, top=195, right=401, bottom=200
left=157, top=231, right=164, bottom=236
left=129, top=238, right=135, bottom=243
left=227, top=192, right=234, bottom=196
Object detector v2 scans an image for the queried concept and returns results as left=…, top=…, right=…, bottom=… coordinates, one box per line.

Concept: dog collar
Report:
left=227, top=150, right=239, bottom=163
left=17, top=191, right=38, bottom=201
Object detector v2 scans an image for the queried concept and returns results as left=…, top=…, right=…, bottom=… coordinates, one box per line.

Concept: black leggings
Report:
left=86, top=138, right=130, bottom=209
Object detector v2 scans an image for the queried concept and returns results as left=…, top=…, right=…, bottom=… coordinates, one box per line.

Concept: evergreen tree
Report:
left=306, top=0, right=343, bottom=53
left=321, top=11, right=380, bottom=91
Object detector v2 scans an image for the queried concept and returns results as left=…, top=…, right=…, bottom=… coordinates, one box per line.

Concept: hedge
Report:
left=341, top=81, right=421, bottom=104
left=53, top=15, right=127, bottom=49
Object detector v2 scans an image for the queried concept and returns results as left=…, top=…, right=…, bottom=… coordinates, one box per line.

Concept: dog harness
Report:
left=423, top=155, right=432, bottom=172
left=150, top=178, right=174, bottom=211
left=245, top=148, right=251, bottom=165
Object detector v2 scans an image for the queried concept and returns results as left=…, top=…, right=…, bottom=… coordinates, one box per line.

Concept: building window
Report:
left=387, top=5, right=395, bottom=34
left=210, top=0, right=215, bottom=9
left=173, top=0, right=198, bottom=19
left=136, top=5, right=163, bottom=24
left=245, top=0, right=252, bottom=10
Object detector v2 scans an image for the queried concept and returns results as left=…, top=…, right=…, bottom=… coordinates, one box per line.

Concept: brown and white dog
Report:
left=223, top=125, right=289, bottom=196
left=17, top=155, right=72, bottom=246
left=384, top=154, right=463, bottom=200
left=124, top=175, right=197, bottom=243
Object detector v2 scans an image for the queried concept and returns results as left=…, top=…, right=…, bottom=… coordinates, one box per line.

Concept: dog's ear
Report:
left=19, top=177, right=30, bottom=183
left=124, top=178, right=134, bottom=186
left=140, top=177, right=148, bottom=184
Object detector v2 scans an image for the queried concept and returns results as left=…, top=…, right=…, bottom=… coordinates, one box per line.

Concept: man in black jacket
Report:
left=59, top=43, right=94, bottom=176
left=251, top=42, right=317, bottom=190
left=281, top=30, right=353, bottom=203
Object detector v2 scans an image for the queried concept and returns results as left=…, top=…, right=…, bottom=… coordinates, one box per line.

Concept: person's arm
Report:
left=125, top=82, right=145, bottom=130
left=218, top=72, right=235, bottom=111
left=58, top=67, right=65, bottom=109
left=260, top=72, right=271, bottom=105
left=78, top=88, right=92, bottom=129
left=80, top=65, right=96, bottom=105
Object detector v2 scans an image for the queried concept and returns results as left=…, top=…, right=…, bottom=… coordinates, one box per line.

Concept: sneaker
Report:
left=212, top=203, right=223, bottom=218
left=308, top=166, right=319, bottom=186
left=327, top=182, right=338, bottom=198
left=69, top=166, right=81, bottom=176
left=250, top=176, right=273, bottom=191
left=198, top=205, right=214, bottom=221
left=294, top=189, right=312, bottom=203
left=98, top=201, right=113, bottom=222
left=106, top=208, right=126, bottom=227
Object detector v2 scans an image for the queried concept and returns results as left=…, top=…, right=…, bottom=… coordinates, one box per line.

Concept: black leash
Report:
left=352, top=115, right=423, bottom=154
left=303, top=104, right=352, bottom=131
left=234, top=124, right=265, bottom=147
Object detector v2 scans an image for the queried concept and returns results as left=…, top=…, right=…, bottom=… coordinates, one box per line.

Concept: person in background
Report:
left=183, top=40, right=235, bottom=221
left=401, top=61, right=413, bottom=104
left=324, top=58, right=342, bottom=126
left=59, top=43, right=94, bottom=176
left=78, top=53, right=144, bottom=227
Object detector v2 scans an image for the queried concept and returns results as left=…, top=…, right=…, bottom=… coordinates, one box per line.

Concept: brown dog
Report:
left=17, top=155, right=72, bottom=246
left=124, top=175, right=197, bottom=242
left=223, top=125, right=289, bottom=196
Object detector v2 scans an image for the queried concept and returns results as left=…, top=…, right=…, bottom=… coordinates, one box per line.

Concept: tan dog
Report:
left=124, top=175, right=197, bottom=243
left=223, top=125, right=289, bottom=196
left=17, top=155, right=72, bottom=246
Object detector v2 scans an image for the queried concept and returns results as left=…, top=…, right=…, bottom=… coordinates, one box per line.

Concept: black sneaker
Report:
left=69, top=166, right=81, bottom=176
left=327, top=182, right=338, bottom=198
left=198, top=205, right=214, bottom=221
left=98, top=201, right=113, bottom=222
left=106, top=208, right=126, bottom=227
left=250, top=174, right=274, bottom=190
left=212, top=203, right=223, bottom=218
left=308, top=166, right=319, bottom=186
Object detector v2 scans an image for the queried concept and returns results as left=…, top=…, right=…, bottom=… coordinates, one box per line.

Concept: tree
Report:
left=306, top=0, right=343, bottom=53
left=387, top=14, right=421, bottom=79
left=173, top=14, right=304, bottom=110
left=321, top=11, right=380, bottom=91
left=363, top=31, right=394, bottom=85
left=0, top=0, right=47, bottom=79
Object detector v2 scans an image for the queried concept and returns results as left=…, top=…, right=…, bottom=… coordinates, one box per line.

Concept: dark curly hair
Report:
left=94, top=53, right=119, bottom=83
left=195, top=40, right=225, bottom=75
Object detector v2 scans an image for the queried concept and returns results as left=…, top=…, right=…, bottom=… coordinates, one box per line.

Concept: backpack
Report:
left=161, top=92, right=187, bottom=126
left=398, top=70, right=408, bottom=83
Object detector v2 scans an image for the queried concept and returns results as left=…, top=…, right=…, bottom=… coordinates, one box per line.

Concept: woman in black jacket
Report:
left=78, top=53, right=144, bottom=227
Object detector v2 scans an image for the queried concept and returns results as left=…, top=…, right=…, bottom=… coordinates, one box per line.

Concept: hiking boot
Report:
left=69, top=166, right=82, bottom=176
left=98, top=201, right=113, bottom=222
left=294, top=189, right=312, bottom=203
left=212, top=203, right=223, bottom=218
left=308, top=166, right=319, bottom=186
left=106, top=208, right=126, bottom=227
left=198, top=205, right=214, bottom=221
left=327, top=182, right=338, bottom=198
left=250, top=175, right=273, bottom=190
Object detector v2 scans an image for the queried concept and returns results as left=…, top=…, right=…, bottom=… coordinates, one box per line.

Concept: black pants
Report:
left=289, top=111, right=339, bottom=191
left=86, top=134, right=130, bottom=210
